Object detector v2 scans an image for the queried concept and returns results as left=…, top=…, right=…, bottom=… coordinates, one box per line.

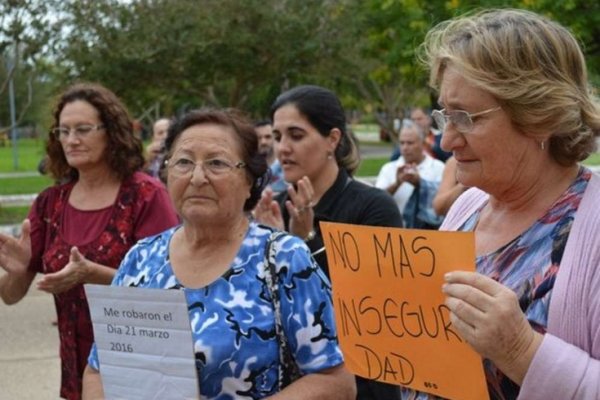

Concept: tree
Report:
left=340, top=0, right=446, bottom=142
left=0, top=0, right=62, bottom=134
left=517, top=0, right=600, bottom=84
left=346, top=0, right=600, bottom=144
left=53, top=0, right=599, bottom=133
left=57, top=0, right=357, bottom=119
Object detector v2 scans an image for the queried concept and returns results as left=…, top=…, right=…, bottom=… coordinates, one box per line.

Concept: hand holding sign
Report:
left=320, top=222, right=488, bottom=400
left=443, top=271, right=543, bottom=386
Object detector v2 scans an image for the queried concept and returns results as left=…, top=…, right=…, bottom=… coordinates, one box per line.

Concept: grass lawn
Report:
left=356, top=157, right=388, bottom=177
left=0, top=206, right=29, bottom=225
left=0, top=139, right=47, bottom=172
left=0, top=175, right=54, bottom=195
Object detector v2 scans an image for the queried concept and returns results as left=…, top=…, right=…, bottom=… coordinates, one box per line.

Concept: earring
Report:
left=327, top=151, right=333, bottom=160
left=540, top=141, right=545, bottom=150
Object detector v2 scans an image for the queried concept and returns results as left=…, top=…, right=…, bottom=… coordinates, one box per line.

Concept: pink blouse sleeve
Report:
left=519, top=335, right=600, bottom=399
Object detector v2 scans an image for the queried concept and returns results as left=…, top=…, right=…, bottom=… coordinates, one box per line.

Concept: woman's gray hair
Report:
left=419, top=8, right=600, bottom=165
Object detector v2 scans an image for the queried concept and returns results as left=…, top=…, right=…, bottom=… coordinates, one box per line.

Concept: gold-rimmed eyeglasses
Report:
left=165, top=157, right=246, bottom=178
left=52, top=124, right=105, bottom=140
left=432, top=107, right=501, bottom=134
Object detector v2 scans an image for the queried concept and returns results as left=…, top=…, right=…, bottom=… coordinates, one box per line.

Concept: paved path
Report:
left=0, top=193, right=37, bottom=207
left=0, top=172, right=39, bottom=179
left=0, top=275, right=60, bottom=400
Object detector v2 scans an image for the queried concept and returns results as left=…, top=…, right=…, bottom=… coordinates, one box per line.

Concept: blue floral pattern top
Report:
left=88, top=222, right=344, bottom=399
left=400, top=167, right=591, bottom=400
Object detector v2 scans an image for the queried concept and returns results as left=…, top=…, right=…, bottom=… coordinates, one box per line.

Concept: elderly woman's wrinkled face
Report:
left=58, top=100, right=108, bottom=172
left=438, top=66, right=535, bottom=195
left=272, top=104, right=339, bottom=184
left=166, top=123, right=251, bottom=223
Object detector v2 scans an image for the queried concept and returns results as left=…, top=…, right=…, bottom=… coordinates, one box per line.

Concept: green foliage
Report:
left=345, top=0, right=599, bottom=141
left=343, top=0, right=452, bottom=139
left=438, top=0, right=599, bottom=81
left=522, top=0, right=600, bottom=84
left=2, top=0, right=598, bottom=138
left=58, top=0, right=356, bottom=118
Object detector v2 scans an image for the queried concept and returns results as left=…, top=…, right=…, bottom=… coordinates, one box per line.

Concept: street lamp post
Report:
left=8, top=67, right=19, bottom=170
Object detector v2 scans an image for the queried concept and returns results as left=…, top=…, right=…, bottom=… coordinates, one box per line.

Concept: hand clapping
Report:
left=400, top=163, right=420, bottom=186
left=37, top=246, right=90, bottom=294
left=0, top=219, right=32, bottom=276
left=254, top=176, right=316, bottom=240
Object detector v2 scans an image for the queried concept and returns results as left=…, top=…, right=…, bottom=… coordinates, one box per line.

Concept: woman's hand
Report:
left=254, top=187, right=285, bottom=231
left=82, top=365, right=105, bottom=399
left=442, top=271, right=543, bottom=384
left=37, top=246, right=90, bottom=294
left=0, top=219, right=33, bottom=276
left=284, top=176, right=315, bottom=240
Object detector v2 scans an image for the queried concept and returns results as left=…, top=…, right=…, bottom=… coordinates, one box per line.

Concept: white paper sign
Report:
left=85, top=284, right=199, bottom=400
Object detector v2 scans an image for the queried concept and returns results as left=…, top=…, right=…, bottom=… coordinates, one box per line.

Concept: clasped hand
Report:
left=397, top=163, right=420, bottom=186
left=254, top=176, right=315, bottom=240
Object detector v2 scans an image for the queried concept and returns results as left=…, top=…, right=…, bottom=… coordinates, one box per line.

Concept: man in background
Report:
left=145, top=118, right=170, bottom=179
left=255, top=119, right=287, bottom=193
left=376, top=121, right=445, bottom=228
left=389, top=107, right=452, bottom=162
left=410, top=106, right=451, bottom=162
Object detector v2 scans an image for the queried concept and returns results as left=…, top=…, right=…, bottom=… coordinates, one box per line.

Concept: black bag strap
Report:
left=263, top=231, right=303, bottom=390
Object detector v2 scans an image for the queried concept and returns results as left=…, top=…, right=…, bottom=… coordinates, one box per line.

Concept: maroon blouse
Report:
left=27, top=172, right=179, bottom=400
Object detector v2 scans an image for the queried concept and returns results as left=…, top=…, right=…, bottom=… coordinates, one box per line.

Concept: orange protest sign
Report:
left=320, top=221, right=488, bottom=400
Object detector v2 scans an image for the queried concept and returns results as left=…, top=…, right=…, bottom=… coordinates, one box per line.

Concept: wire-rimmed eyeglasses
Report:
left=51, top=124, right=105, bottom=140
left=165, top=157, right=246, bottom=178
left=432, top=107, right=501, bottom=134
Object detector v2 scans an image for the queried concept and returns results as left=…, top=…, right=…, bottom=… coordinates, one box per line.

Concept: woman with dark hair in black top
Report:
left=254, top=84, right=403, bottom=400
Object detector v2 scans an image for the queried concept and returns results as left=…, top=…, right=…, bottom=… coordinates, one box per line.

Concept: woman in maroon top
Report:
left=0, top=83, right=179, bottom=400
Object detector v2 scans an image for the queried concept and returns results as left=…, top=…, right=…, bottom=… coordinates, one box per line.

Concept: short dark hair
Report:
left=164, top=108, right=270, bottom=211
left=46, top=83, right=144, bottom=181
left=270, top=85, right=360, bottom=175
left=254, top=119, right=272, bottom=128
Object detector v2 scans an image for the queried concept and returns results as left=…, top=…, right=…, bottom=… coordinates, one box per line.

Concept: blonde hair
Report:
left=420, top=8, right=600, bottom=165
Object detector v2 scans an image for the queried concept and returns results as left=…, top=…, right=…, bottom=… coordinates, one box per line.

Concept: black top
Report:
left=276, top=168, right=403, bottom=277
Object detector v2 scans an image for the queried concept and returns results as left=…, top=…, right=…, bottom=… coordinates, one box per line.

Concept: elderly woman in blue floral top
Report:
left=82, top=108, right=355, bottom=399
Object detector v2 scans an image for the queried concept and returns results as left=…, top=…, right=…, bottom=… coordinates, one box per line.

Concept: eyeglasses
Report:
left=432, top=107, right=501, bottom=134
left=52, top=124, right=105, bottom=140
left=165, top=157, right=246, bottom=178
